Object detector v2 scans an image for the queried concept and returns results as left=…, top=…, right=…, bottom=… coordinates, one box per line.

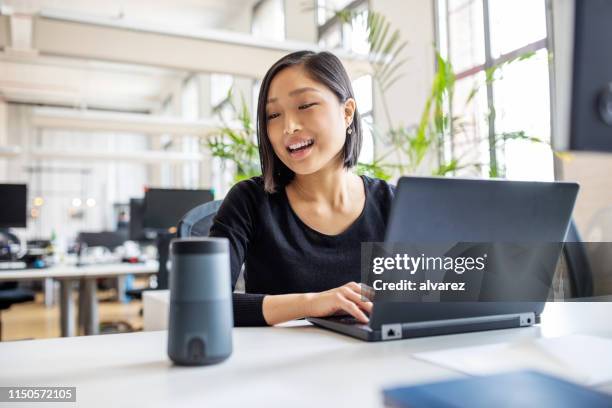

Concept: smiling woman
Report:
left=257, top=51, right=363, bottom=193
left=209, top=50, right=395, bottom=327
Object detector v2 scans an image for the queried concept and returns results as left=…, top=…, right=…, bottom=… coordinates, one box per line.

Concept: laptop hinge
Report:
left=402, top=312, right=537, bottom=331
left=380, top=312, right=536, bottom=340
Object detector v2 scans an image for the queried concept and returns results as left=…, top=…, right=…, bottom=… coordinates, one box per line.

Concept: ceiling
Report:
left=2, top=0, right=258, bottom=31
left=0, top=0, right=259, bottom=113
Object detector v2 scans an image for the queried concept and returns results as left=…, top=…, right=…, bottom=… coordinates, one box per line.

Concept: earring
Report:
left=347, top=127, right=353, bottom=135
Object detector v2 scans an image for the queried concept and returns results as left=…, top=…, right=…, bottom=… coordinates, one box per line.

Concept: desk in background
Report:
left=0, top=261, right=158, bottom=337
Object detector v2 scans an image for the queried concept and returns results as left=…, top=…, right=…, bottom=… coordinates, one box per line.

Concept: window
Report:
left=180, top=76, right=200, bottom=188
left=210, top=73, right=234, bottom=121
left=210, top=74, right=236, bottom=195
left=437, top=0, right=553, bottom=180
left=181, top=76, right=199, bottom=121
left=317, top=0, right=369, bottom=54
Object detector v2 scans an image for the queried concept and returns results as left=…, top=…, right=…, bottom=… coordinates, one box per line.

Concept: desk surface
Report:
left=0, top=261, right=158, bottom=281
left=1, top=303, right=611, bottom=407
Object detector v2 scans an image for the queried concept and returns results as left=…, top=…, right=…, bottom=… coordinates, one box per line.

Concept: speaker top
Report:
left=171, top=237, right=229, bottom=255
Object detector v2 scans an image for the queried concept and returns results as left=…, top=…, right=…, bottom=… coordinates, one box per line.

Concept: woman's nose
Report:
left=283, top=116, right=301, bottom=135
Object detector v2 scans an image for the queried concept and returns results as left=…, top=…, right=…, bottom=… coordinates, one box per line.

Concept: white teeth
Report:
left=288, top=139, right=313, bottom=151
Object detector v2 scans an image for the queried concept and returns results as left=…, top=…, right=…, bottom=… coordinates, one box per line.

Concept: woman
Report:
left=209, top=50, right=395, bottom=326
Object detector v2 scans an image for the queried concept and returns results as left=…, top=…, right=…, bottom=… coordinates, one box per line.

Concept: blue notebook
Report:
left=383, top=371, right=612, bottom=408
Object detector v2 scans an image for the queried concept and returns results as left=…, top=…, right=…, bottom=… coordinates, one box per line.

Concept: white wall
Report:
left=224, top=4, right=254, bottom=33
left=370, top=0, right=437, bottom=177
left=285, top=0, right=317, bottom=43
left=550, top=0, right=573, bottom=153
left=370, top=0, right=435, bottom=130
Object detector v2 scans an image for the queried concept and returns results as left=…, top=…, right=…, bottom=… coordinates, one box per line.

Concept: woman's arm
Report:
left=262, top=281, right=373, bottom=326
left=208, top=180, right=268, bottom=326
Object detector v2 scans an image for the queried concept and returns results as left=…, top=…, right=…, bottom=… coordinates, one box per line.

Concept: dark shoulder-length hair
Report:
left=257, top=50, right=363, bottom=193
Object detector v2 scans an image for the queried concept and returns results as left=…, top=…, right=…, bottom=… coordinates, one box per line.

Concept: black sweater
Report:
left=209, top=175, right=395, bottom=326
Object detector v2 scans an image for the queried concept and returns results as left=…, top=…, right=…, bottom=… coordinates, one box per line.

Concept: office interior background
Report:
left=0, top=0, right=610, bottom=341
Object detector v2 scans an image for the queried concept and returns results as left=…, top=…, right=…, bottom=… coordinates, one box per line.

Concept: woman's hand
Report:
left=303, top=281, right=373, bottom=323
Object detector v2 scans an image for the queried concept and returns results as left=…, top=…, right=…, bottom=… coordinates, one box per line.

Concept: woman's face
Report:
left=265, top=65, right=355, bottom=176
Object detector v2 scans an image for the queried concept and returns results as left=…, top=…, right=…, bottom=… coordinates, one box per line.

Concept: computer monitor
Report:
left=569, top=0, right=612, bottom=152
left=142, top=188, right=214, bottom=231
left=77, top=230, right=128, bottom=250
left=129, top=198, right=149, bottom=241
left=0, top=184, right=27, bottom=228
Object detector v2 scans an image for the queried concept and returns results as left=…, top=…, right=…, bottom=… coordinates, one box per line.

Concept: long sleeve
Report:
left=209, top=179, right=268, bottom=326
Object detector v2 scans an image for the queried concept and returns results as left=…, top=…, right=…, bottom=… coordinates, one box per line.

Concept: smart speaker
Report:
left=167, top=237, right=233, bottom=366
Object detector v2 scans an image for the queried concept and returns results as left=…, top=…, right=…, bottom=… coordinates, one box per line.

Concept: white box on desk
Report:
left=142, top=289, right=169, bottom=331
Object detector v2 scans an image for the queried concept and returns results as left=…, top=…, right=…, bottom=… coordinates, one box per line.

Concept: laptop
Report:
left=307, top=176, right=579, bottom=341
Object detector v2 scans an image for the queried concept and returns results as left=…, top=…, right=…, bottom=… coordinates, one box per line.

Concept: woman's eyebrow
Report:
left=289, top=87, right=320, bottom=96
left=267, top=87, right=320, bottom=104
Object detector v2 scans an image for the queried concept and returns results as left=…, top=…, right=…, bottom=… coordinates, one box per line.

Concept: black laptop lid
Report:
left=385, top=177, right=579, bottom=243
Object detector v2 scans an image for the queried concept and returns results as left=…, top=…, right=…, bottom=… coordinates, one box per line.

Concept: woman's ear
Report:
left=343, top=98, right=356, bottom=128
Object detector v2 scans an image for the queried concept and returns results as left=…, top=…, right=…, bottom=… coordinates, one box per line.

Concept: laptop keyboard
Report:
left=330, top=316, right=359, bottom=324
left=324, top=315, right=369, bottom=327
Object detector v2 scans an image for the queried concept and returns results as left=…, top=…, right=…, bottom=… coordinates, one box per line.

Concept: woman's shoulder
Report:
left=221, top=175, right=281, bottom=211
left=213, top=176, right=268, bottom=233
left=224, top=175, right=274, bottom=201
left=227, top=175, right=264, bottom=193
left=361, top=175, right=396, bottom=200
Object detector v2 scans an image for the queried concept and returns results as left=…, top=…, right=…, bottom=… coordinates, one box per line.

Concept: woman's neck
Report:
left=290, top=163, right=359, bottom=210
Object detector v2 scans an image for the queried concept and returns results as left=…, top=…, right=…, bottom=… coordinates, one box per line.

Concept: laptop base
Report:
left=307, top=312, right=537, bottom=342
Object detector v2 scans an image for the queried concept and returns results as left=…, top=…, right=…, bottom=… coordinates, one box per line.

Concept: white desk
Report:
left=0, top=262, right=158, bottom=337
left=0, top=262, right=158, bottom=281
left=0, top=303, right=611, bottom=407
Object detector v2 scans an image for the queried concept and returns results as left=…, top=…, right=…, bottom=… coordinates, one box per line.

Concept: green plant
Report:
left=204, top=89, right=260, bottom=183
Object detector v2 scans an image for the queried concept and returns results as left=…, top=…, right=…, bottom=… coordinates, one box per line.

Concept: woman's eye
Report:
left=267, top=112, right=280, bottom=120
left=298, top=103, right=317, bottom=110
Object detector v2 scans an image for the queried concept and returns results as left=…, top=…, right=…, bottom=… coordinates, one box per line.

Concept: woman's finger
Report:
left=343, top=288, right=373, bottom=313
left=340, top=298, right=369, bottom=323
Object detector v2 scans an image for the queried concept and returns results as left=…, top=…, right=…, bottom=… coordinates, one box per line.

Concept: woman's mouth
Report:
left=286, top=139, right=314, bottom=159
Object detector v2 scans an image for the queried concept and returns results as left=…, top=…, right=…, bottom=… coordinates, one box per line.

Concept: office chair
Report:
left=0, top=282, right=35, bottom=341
left=177, top=200, right=223, bottom=238
left=176, top=199, right=245, bottom=292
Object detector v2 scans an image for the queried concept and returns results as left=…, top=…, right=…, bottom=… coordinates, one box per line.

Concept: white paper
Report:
left=413, top=334, right=612, bottom=386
